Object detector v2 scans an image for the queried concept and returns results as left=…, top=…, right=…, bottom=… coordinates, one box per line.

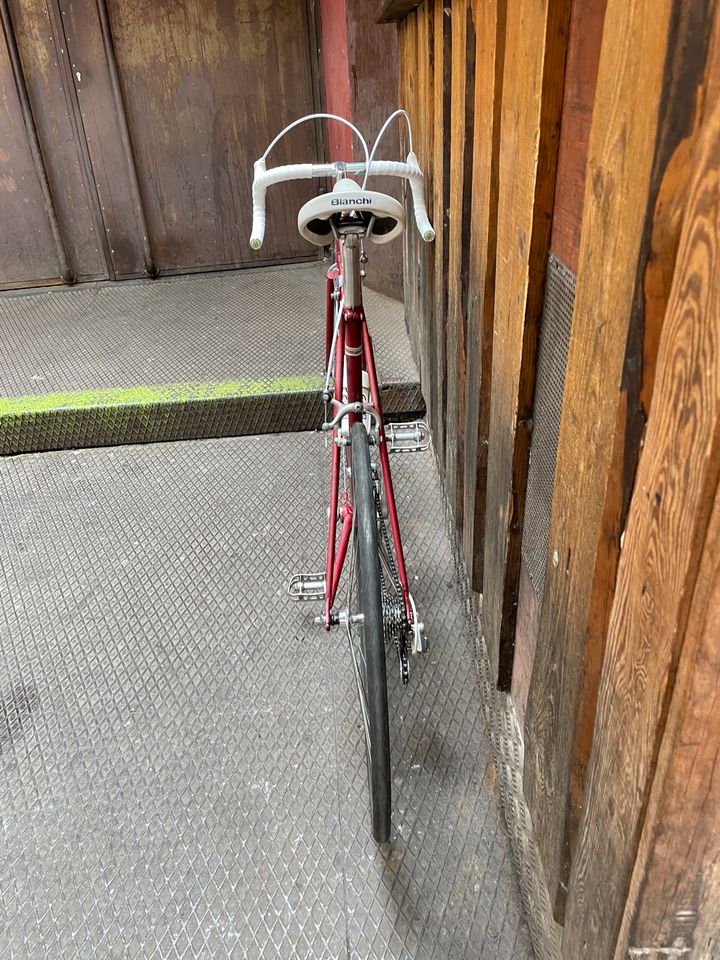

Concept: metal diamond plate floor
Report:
left=0, top=433, right=533, bottom=959
left=0, top=264, right=422, bottom=454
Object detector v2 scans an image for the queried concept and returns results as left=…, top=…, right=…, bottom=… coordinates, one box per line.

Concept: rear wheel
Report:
left=349, top=421, right=391, bottom=842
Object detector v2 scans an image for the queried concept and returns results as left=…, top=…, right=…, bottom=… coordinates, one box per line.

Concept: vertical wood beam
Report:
left=524, top=0, right=718, bottom=918
left=547, top=0, right=608, bottom=273
left=94, top=0, right=155, bottom=277
left=481, top=0, right=570, bottom=688
left=430, top=0, right=451, bottom=471
left=444, top=0, right=473, bottom=530
left=562, top=88, right=720, bottom=959
left=59, top=0, right=155, bottom=278
left=615, top=479, right=720, bottom=960
left=400, top=12, right=420, bottom=360
left=415, top=1, right=434, bottom=408
left=0, top=0, right=73, bottom=283
left=462, top=0, right=506, bottom=590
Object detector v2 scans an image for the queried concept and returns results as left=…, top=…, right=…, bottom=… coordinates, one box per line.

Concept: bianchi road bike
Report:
left=249, top=111, right=435, bottom=843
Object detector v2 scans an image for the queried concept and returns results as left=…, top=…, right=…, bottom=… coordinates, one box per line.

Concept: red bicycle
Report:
left=250, top=111, right=435, bottom=843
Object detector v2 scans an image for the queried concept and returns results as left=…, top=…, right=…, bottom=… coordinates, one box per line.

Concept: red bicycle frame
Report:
left=322, top=238, right=413, bottom=628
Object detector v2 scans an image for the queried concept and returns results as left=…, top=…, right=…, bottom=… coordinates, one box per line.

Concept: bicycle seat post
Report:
left=341, top=233, right=362, bottom=308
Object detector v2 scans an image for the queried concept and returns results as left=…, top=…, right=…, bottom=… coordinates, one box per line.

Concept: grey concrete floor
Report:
left=0, top=432, right=533, bottom=959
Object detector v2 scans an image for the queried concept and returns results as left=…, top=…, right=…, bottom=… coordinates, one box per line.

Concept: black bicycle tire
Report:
left=350, top=420, right=391, bottom=843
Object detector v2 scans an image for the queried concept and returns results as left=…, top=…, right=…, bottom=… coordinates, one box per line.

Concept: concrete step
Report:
left=0, top=263, right=422, bottom=455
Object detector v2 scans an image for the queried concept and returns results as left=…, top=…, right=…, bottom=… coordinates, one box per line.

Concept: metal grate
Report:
left=521, top=253, right=576, bottom=597
left=0, top=432, right=532, bottom=959
left=0, top=264, right=416, bottom=398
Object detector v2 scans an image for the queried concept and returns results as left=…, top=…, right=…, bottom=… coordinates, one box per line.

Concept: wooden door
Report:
left=0, top=0, right=109, bottom=289
left=0, top=0, right=321, bottom=291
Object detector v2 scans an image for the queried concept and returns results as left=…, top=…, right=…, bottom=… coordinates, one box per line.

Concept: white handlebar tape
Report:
left=248, top=153, right=436, bottom=249
left=250, top=160, right=317, bottom=249
left=405, top=152, right=435, bottom=242
left=249, top=158, right=267, bottom=250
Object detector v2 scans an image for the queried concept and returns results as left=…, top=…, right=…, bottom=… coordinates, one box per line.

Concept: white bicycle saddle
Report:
left=298, top=178, right=405, bottom=246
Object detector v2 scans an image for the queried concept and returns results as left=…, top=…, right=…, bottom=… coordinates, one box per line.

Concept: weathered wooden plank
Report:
left=430, top=0, right=451, bottom=470
left=615, top=476, right=720, bottom=960
left=405, top=11, right=420, bottom=362
left=444, top=0, right=472, bottom=530
left=58, top=0, right=147, bottom=277
left=461, top=0, right=506, bottom=591
left=524, top=0, right=718, bottom=919
left=548, top=0, right=607, bottom=273
left=107, top=0, right=319, bottom=272
left=415, top=2, right=434, bottom=406
left=509, top=561, right=541, bottom=728
left=562, top=87, right=720, bottom=959
left=398, top=15, right=416, bottom=357
left=0, top=1, right=65, bottom=287
left=9, top=0, right=109, bottom=282
left=418, top=1, right=439, bottom=448
left=481, top=0, right=570, bottom=688
left=509, top=0, right=607, bottom=743
left=563, top=45, right=713, bottom=904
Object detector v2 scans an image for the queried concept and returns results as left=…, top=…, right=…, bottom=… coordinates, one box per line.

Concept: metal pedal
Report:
left=412, top=619, right=429, bottom=654
left=409, top=593, right=429, bottom=654
left=386, top=420, right=431, bottom=454
left=288, top=572, right=326, bottom=601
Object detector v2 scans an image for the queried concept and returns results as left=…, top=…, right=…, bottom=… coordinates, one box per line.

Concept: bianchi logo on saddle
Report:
left=331, top=197, right=373, bottom=206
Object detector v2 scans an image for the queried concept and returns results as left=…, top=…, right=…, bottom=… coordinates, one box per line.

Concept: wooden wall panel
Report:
left=562, top=88, right=720, bottom=958
left=413, top=3, right=434, bottom=399
left=523, top=0, right=718, bottom=919
left=1, top=0, right=323, bottom=286
left=616, top=479, right=720, bottom=960
left=481, top=0, right=570, bottom=689
left=429, top=0, right=451, bottom=470
left=548, top=0, right=607, bottom=272
left=509, top=563, right=540, bottom=729
left=400, top=11, right=421, bottom=359
left=59, top=0, right=148, bottom=277
left=393, top=0, right=720, bottom=953
left=0, top=2, right=67, bottom=287
left=9, top=0, right=108, bottom=281
left=461, top=0, right=506, bottom=590
left=444, top=0, right=473, bottom=528
left=105, top=0, right=319, bottom=273
left=510, top=0, right=606, bottom=722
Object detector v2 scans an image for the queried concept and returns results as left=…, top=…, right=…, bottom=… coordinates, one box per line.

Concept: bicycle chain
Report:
left=373, top=478, right=410, bottom=685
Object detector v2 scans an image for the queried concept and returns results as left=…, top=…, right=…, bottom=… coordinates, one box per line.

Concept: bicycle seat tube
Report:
left=341, top=233, right=362, bottom=308
left=341, top=233, right=364, bottom=427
